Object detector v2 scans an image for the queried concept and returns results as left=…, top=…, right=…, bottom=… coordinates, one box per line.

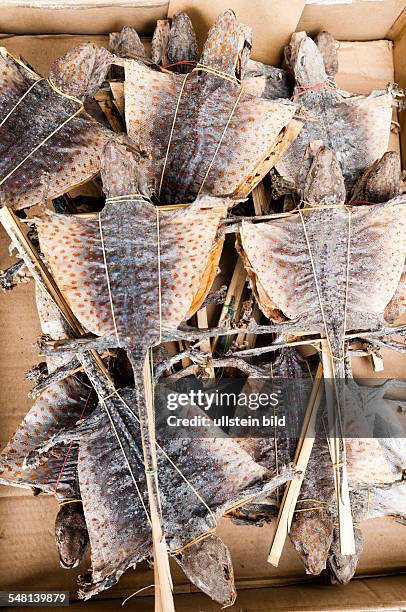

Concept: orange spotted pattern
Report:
left=124, top=10, right=297, bottom=204
left=75, top=391, right=286, bottom=598
left=239, top=199, right=406, bottom=346
left=0, top=47, right=112, bottom=210
left=37, top=196, right=227, bottom=340
left=0, top=377, right=93, bottom=501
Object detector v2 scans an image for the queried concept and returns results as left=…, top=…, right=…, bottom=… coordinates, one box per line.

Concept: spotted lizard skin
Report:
left=124, top=10, right=298, bottom=204
left=276, top=32, right=394, bottom=192
left=0, top=44, right=113, bottom=210
left=29, top=390, right=293, bottom=600
left=36, top=142, right=228, bottom=341
left=0, top=287, right=95, bottom=501
left=238, top=146, right=406, bottom=379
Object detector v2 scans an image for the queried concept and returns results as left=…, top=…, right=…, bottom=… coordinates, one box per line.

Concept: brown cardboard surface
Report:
left=0, top=231, right=40, bottom=446
left=1, top=487, right=406, bottom=599
left=297, top=0, right=405, bottom=40
left=0, top=3, right=406, bottom=610
left=168, top=0, right=306, bottom=65
left=337, top=40, right=394, bottom=94
left=8, top=575, right=406, bottom=611
left=0, top=3, right=168, bottom=35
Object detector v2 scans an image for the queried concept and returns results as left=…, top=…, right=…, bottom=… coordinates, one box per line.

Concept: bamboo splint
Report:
left=321, top=340, right=355, bottom=556
left=211, top=257, right=246, bottom=354
left=143, top=354, right=175, bottom=612
left=268, top=362, right=324, bottom=566
left=235, top=120, right=303, bottom=198
left=0, top=207, right=176, bottom=612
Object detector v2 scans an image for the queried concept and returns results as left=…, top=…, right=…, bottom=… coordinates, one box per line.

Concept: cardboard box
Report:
left=1, top=1, right=406, bottom=610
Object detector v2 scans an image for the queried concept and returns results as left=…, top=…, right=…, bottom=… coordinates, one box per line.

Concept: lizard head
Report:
left=55, top=501, right=89, bottom=569
left=286, top=32, right=328, bottom=89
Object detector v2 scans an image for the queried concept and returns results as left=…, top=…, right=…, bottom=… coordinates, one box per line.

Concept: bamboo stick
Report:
left=109, top=81, right=125, bottom=118
left=268, top=362, right=324, bottom=566
left=233, top=181, right=267, bottom=351
left=142, top=354, right=175, bottom=612
left=321, top=340, right=355, bottom=556
left=237, top=119, right=303, bottom=197
left=196, top=308, right=215, bottom=377
left=39, top=322, right=406, bottom=357
left=211, top=258, right=246, bottom=354
left=252, top=181, right=268, bottom=216
left=0, top=208, right=176, bottom=612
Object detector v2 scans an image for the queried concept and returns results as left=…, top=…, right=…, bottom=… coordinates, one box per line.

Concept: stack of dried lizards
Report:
left=0, top=9, right=405, bottom=610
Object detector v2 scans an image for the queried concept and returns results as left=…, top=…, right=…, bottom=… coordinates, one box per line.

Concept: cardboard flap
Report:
left=0, top=2, right=169, bottom=35
left=298, top=0, right=405, bottom=40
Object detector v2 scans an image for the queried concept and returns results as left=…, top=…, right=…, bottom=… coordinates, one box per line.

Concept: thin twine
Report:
left=98, top=212, right=121, bottom=348
left=77, top=356, right=152, bottom=526
left=193, top=63, right=241, bottom=86
left=0, top=78, right=84, bottom=187
left=297, top=498, right=332, bottom=505
left=105, top=387, right=217, bottom=536
left=99, top=195, right=163, bottom=343
left=53, top=386, right=94, bottom=495
left=197, top=88, right=243, bottom=196
left=59, top=498, right=82, bottom=507
left=0, top=79, right=44, bottom=128
left=98, top=390, right=152, bottom=526
left=298, top=207, right=351, bottom=363
left=158, top=72, right=189, bottom=198
left=294, top=506, right=329, bottom=513
left=158, top=65, right=242, bottom=198
left=105, top=194, right=152, bottom=204
left=163, top=60, right=197, bottom=70
left=291, top=82, right=332, bottom=101
left=156, top=206, right=163, bottom=344
left=122, top=584, right=155, bottom=606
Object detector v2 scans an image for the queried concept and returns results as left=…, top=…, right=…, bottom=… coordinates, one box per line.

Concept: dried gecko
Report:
left=0, top=44, right=114, bottom=210
left=32, top=140, right=295, bottom=602
left=328, top=480, right=406, bottom=584
left=124, top=10, right=300, bottom=204
left=327, top=385, right=406, bottom=584
left=36, top=142, right=228, bottom=340
left=109, top=26, right=148, bottom=63
left=237, top=145, right=406, bottom=380
left=110, top=12, right=198, bottom=72
left=28, top=387, right=294, bottom=602
left=276, top=31, right=395, bottom=191
left=243, top=30, right=337, bottom=101
left=151, top=13, right=198, bottom=71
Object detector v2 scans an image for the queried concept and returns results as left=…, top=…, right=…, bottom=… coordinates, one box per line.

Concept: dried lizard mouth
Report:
left=59, top=556, right=80, bottom=570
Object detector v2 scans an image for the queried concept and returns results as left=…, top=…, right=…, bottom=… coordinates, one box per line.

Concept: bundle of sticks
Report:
left=0, top=9, right=405, bottom=611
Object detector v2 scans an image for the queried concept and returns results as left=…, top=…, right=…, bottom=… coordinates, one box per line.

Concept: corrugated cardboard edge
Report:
left=0, top=2, right=169, bottom=35
left=297, top=0, right=405, bottom=39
